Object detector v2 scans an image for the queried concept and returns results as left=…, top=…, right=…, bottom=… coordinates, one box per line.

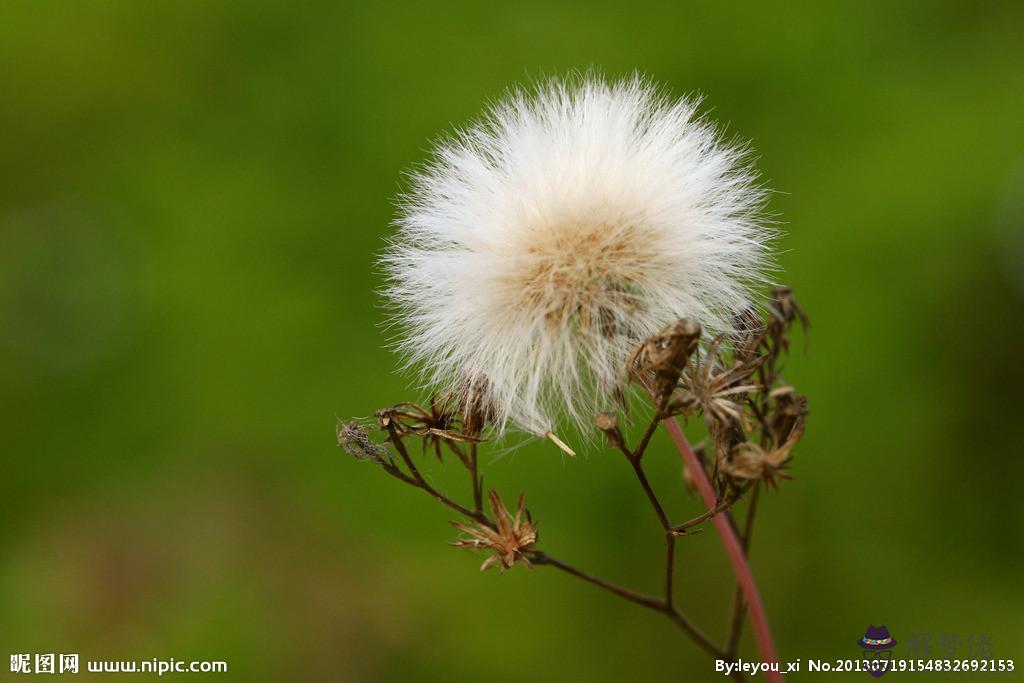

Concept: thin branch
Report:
left=632, top=404, right=664, bottom=462
left=664, top=535, right=676, bottom=604
left=385, top=426, right=493, bottom=529
left=615, top=410, right=689, bottom=621
left=469, top=442, right=483, bottom=514
left=530, top=551, right=723, bottom=658
left=614, top=414, right=677, bottom=609
left=626, top=456, right=671, bottom=531
left=530, top=551, right=663, bottom=610
left=666, top=609, right=724, bottom=660
left=614, top=408, right=672, bottom=532
left=670, top=485, right=748, bottom=536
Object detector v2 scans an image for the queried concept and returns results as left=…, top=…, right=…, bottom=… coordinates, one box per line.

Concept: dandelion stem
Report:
left=661, top=416, right=783, bottom=682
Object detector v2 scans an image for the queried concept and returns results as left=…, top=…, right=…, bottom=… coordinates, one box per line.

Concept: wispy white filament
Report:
left=383, top=74, right=773, bottom=436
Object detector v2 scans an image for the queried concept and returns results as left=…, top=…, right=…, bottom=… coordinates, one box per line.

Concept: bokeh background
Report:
left=2, top=2, right=1022, bottom=680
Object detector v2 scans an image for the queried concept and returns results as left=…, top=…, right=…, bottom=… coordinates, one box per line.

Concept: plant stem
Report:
left=386, top=427, right=493, bottom=528
left=625, top=452, right=672, bottom=531
left=469, top=442, right=483, bottom=514
left=614, top=422, right=678, bottom=606
left=661, top=417, right=783, bottom=683
left=531, top=551, right=663, bottom=609
left=664, top=535, right=676, bottom=605
left=531, top=551, right=723, bottom=658
left=670, top=489, right=742, bottom=535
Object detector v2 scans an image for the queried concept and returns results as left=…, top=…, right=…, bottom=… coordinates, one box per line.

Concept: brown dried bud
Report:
left=451, top=491, right=538, bottom=572
left=721, top=443, right=768, bottom=481
left=721, top=419, right=804, bottom=490
left=594, top=412, right=624, bottom=448
left=630, top=318, right=702, bottom=398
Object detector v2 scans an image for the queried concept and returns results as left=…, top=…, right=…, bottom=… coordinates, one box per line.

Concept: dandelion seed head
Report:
left=383, top=74, right=775, bottom=436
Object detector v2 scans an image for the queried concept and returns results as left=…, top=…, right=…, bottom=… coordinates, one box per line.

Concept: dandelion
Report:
left=383, top=74, right=774, bottom=437
left=352, top=75, right=807, bottom=683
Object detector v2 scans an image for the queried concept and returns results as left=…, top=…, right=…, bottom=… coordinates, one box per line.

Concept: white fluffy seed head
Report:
left=382, top=74, right=774, bottom=436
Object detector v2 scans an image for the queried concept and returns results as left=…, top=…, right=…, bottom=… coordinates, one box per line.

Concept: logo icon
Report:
left=859, top=625, right=897, bottom=678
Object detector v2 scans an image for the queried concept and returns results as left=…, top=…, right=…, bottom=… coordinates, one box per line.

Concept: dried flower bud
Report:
left=631, top=318, right=702, bottom=398
left=721, top=420, right=804, bottom=490
left=594, top=412, right=624, bottom=448
left=338, top=420, right=392, bottom=465
left=721, top=443, right=768, bottom=481
left=451, top=491, right=538, bottom=572
left=670, top=339, right=762, bottom=430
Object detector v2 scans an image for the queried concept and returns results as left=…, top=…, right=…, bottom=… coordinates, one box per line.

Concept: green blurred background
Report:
left=2, top=2, right=1022, bottom=680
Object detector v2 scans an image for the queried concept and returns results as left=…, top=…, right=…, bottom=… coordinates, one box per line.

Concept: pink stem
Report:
left=662, top=416, right=783, bottom=683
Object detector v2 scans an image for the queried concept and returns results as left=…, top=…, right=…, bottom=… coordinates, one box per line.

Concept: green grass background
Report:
left=1, top=1, right=1022, bottom=680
